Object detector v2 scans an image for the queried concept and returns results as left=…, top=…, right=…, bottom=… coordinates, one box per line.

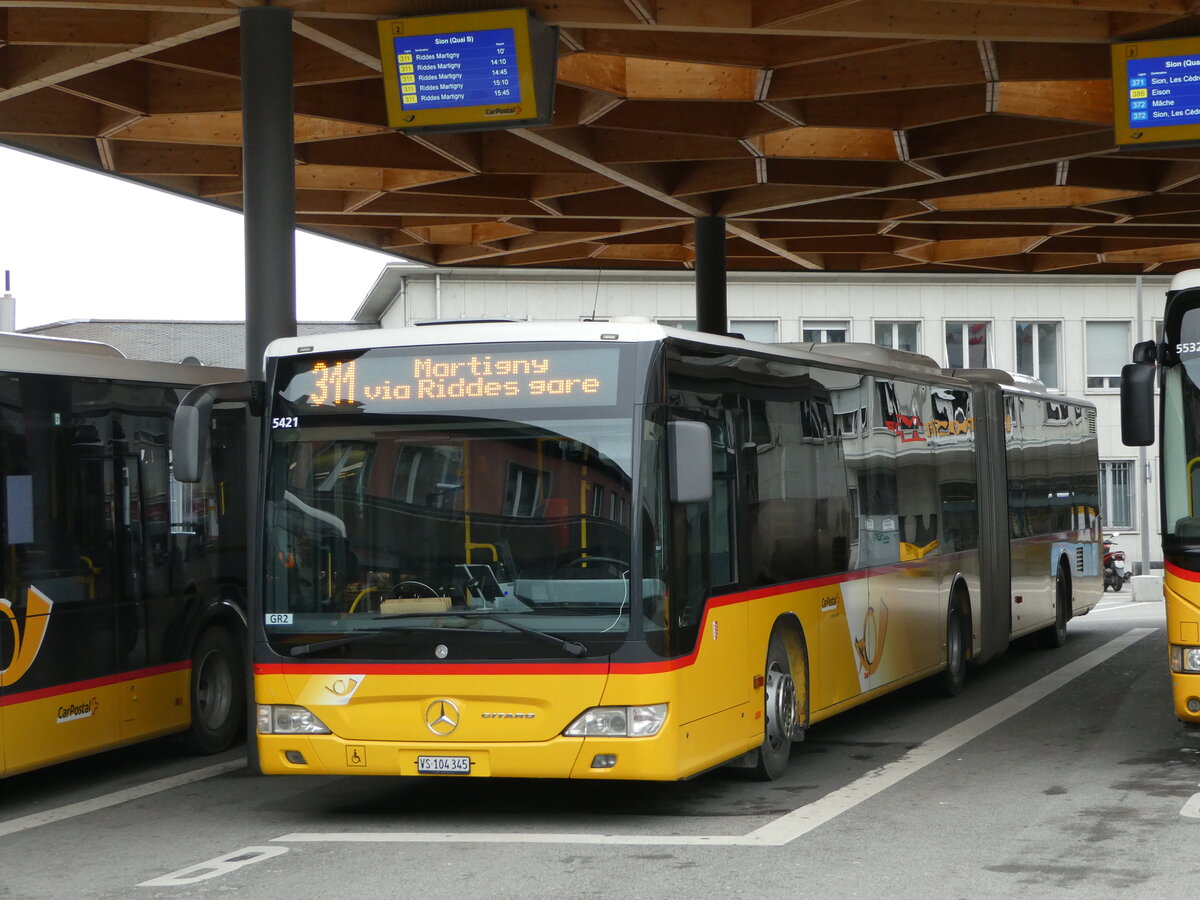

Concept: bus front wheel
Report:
left=753, top=629, right=804, bottom=781
left=182, top=626, right=245, bottom=755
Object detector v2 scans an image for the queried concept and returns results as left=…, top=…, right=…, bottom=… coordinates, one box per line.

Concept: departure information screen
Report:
left=277, top=347, right=624, bottom=414
left=1112, top=37, right=1200, bottom=146
left=390, top=27, right=520, bottom=111
left=1124, top=51, right=1200, bottom=129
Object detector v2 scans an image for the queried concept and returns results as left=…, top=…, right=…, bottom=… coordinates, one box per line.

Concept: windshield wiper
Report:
left=289, top=631, right=385, bottom=658
left=372, top=610, right=588, bottom=658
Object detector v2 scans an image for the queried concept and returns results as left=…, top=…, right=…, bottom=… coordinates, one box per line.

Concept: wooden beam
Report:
left=1103, top=242, right=1200, bottom=263
left=144, top=30, right=239, bottom=78
left=560, top=52, right=763, bottom=102
left=592, top=127, right=749, bottom=163
left=293, top=81, right=389, bottom=127
left=589, top=99, right=793, bottom=138
left=291, top=18, right=382, bottom=73
left=992, top=41, right=1111, bottom=80
left=298, top=133, right=469, bottom=172
left=930, top=185, right=1143, bottom=210
left=755, top=125, right=899, bottom=160
left=6, top=8, right=148, bottom=46
left=994, top=80, right=1112, bottom=125
left=57, top=61, right=149, bottom=115
left=408, top=221, right=533, bottom=245
left=0, top=12, right=236, bottom=102
left=0, top=88, right=100, bottom=136
left=772, top=0, right=1111, bottom=41
left=111, top=140, right=240, bottom=176
left=147, top=66, right=240, bottom=114
left=293, top=33, right=379, bottom=85
left=768, top=41, right=984, bottom=100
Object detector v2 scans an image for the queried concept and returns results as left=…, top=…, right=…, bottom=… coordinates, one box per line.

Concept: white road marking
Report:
left=1180, top=791, right=1200, bottom=819
left=0, top=759, right=243, bottom=838
left=138, top=846, right=288, bottom=887
left=1092, top=602, right=1153, bottom=614
left=276, top=627, right=1154, bottom=848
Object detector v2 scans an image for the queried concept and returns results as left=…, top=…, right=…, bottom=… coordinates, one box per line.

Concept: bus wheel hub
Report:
left=765, top=664, right=797, bottom=743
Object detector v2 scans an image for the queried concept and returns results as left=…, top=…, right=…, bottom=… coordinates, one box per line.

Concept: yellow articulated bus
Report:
left=1123, top=269, right=1200, bottom=723
left=0, top=333, right=247, bottom=778
left=177, top=322, right=1101, bottom=781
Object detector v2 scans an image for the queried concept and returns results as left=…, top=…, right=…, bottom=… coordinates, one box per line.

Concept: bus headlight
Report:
left=1169, top=646, right=1200, bottom=674
left=257, top=704, right=332, bottom=735
left=564, top=704, right=667, bottom=737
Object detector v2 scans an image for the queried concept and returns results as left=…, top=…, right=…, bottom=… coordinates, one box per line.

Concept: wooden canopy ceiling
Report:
left=6, top=1, right=1200, bottom=274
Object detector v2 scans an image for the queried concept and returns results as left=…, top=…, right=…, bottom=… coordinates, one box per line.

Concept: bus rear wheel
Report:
left=182, top=626, right=245, bottom=755
left=753, top=629, right=804, bottom=781
left=934, top=599, right=968, bottom=697
left=1038, top=564, right=1069, bottom=649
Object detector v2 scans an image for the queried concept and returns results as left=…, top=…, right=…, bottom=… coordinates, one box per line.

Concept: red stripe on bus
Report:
left=0, top=661, right=190, bottom=707
left=1166, top=561, right=1200, bottom=582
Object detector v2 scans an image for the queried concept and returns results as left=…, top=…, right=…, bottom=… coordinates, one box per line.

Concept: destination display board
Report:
left=278, top=348, right=624, bottom=415
left=1113, top=37, right=1200, bottom=147
left=377, top=9, right=558, bottom=134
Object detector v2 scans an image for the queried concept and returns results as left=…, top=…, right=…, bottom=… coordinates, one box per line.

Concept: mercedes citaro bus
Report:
left=176, top=321, right=1101, bottom=781
left=1122, top=269, right=1200, bottom=723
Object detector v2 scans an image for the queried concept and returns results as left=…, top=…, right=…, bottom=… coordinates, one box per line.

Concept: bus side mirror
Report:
left=1120, top=343, right=1156, bottom=446
left=173, top=380, right=264, bottom=482
left=667, top=420, right=712, bottom=505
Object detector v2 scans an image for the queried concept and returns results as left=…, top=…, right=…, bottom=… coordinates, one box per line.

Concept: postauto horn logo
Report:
left=0, top=587, right=54, bottom=687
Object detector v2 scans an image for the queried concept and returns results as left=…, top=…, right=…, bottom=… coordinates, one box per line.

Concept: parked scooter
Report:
left=1103, top=534, right=1130, bottom=592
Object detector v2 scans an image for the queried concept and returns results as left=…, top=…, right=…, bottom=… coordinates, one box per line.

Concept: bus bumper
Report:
left=256, top=731, right=692, bottom=780
left=1171, top=671, right=1200, bottom=723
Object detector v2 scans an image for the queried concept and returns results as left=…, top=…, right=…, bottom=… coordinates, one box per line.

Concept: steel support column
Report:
left=240, top=6, right=296, bottom=378
left=239, top=6, right=295, bottom=775
left=694, top=216, right=727, bottom=335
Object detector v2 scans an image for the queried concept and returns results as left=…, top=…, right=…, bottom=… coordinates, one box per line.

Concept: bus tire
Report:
left=182, top=626, right=245, bottom=755
left=935, top=597, right=968, bottom=698
left=1038, top=564, right=1070, bottom=649
left=752, top=628, right=803, bottom=781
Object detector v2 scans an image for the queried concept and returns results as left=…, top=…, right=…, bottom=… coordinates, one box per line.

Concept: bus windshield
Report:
left=262, top=343, right=645, bottom=660
left=1163, top=305, right=1200, bottom=543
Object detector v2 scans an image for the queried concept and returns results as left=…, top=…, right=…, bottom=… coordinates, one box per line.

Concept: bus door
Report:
left=666, top=402, right=747, bottom=722
left=973, top=384, right=1012, bottom=662
left=115, top=453, right=148, bottom=733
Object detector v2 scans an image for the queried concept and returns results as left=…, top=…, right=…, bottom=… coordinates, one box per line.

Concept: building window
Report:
left=945, top=322, right=990, bottom=368
left=1086, top=321, right=1131, bottom=389
left=657, top=318, right=779, bottom=342
left=731, top=319, right=779, bottom=343
left=1100, top=460, right=1134, bottom=529
left=1015, top=321, right=1060, bottom=389
left=656, top=318, right=697, bottom=330
left=803, top=320, right=849, bottom=343
left=504, top=464, right=551, bottom=517
left=875, top=321, right=919, bottom=353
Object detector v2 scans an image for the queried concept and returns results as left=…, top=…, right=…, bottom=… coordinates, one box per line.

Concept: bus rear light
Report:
left=564, top=704, right=667, bottom=737
left=1169, top=646, right=1200, bottom=674
left=258, top=704, right=332, bottom=735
